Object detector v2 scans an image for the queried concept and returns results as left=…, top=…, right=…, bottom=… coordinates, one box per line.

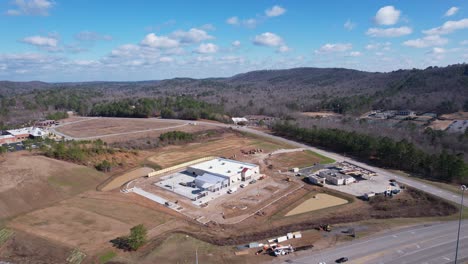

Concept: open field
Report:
left=147, top=133, right=293, bottom=168
left=55, top=117, right=213, bottom=142
left=267, top=150, right=335, bottom=170
left=0, top=152, right=105, bottom=220
left=301, top=112, right=341, bottom=118
left=285, top=193, right=348, bottom=216
left=440, top=111, right=468, bottom=120
left=10, top=191, right=175, bottom=254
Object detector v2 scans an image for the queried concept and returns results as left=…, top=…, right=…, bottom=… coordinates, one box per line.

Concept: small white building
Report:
left=232, top=117, right=248, bottom=125
left=319, top=170, right=355, bottom=185
left=308, top=175, right=325, bottom=186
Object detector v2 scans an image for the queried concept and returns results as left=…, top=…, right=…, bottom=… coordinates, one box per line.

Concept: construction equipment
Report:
left=285, top=177, right=292, bottom=182
left=317, top=224, right=332, bottom=232
left=273, top=245, right=294, bottom=256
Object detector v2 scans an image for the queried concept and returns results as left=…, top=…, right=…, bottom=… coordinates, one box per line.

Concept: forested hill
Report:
left=1, top=64, right=467, bottom=123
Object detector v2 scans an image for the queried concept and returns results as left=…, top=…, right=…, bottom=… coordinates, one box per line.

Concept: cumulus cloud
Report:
left=461, top=40, right=468, bottom=45
left=315, top=43, right=352, bottom=53
left=366, top=26, right=412, bottom=37
left=445, top=7, right=459, bottom=17
left=232, top=40, right=241, bottom=47
left=140, top=33, right=179, bottom=49
left=6, top=0, right=54, bottom=16
left=374, top=6, right=401, bottom=25
left=75, top=31, right=113, bottom=42
left=21, top=35, right=58, bottom=47
left=196, top=56, right=213, bottom=62
left=171, top=28, right=214, bottom=43
left=265, top=5, right=286, bottom=17
left=403, top=35, right=448, bottom=48
left=195, top=43, right=218, bottom=54
left=344, top=20, right=356, bottom=30
left=159, top=56, right=174, bottom=62
left=422, top=18, right=468, bottom=35
left=277, top=45, right=290, bottom=53
left=226, top=16, right=239, bottom=25
left=253, top=32, right=283, bottom=47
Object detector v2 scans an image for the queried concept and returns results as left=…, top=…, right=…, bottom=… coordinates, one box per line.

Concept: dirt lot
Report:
left=428, top=119, right=454, bottom=130
left=55, top=117, right=212, bottom=142
left=285, top=193, right=348, bottom=216
left=147, top=133, right=293, bottom=168
left=100, top=167, right=155, bottom=191
left=440, top=111, right=468, bottom=120
left=301, top=112, right=341, bottom=118
left=0, top=152, right=105, bottom=220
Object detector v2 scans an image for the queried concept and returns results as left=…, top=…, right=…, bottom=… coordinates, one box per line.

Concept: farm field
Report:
left=285, top=193, right=348, bottom=216
left=147, top=132, right=294, bottom=168
left=55, top=117, right=212, bottom=142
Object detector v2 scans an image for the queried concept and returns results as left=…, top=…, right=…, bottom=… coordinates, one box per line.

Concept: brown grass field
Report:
left=55, top=117, right=212, bottom=142
left=440, top=111, right=468, bottom=120
left=100, top=166, right=155, bottom=191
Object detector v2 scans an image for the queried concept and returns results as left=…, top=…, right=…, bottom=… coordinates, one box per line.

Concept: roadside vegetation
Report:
left=111, top=224, right=148, bottom=251
left=273, top=122, right=468, bottom=184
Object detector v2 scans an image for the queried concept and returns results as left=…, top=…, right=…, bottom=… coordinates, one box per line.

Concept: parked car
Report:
left=249, top=179, right=257, bottom=184
left=336, top=257, right=348, bottom=263
left=240, top=183, right=248, bottom=188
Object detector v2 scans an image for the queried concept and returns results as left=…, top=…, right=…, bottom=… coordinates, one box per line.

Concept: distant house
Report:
left=244, top=115, right=275, bottom=125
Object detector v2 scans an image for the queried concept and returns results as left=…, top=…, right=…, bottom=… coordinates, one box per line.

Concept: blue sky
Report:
left=0, top=0, right=467, bottom=82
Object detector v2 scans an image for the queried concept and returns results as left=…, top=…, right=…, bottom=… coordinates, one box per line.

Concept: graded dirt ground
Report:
left=146, top=133, right=293, bottom=168
left=440, top=111, right=468, bottom=120
left=300, top=112, right=341, bottom=118
left=100, top=166, right=155, bottom=191
left=0, top=152, right=105, bottom=220
left=55, top=117, right=212, bottom=142
left=285, top=193, right=348, bottom=216
left=428, top=119, right=453, bottom=130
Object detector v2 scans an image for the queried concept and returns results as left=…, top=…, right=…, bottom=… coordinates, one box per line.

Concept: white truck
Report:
left=227, top=187, right=237, bottom=194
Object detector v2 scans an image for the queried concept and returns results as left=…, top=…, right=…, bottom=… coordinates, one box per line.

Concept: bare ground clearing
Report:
left=285, top=193, right=348, bottom=216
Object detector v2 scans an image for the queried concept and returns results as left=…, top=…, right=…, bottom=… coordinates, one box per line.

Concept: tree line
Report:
left=89, top=96, right=227, bottom=122
left=273, top=122, right=467, bottom=184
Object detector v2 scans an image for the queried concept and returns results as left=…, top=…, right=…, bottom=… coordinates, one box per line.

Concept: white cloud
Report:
left=344, top=20, right=356, bottom=30
left=423, top=18, right=468, bottom=35
left=226, top=16, right=239, bottom=25
left=140, top=33, right=179, bottom=49
left=110, top=44, right=141, bottom=57
left=253, top=32, right=283, bottom=47
left=6, top=0, right=54, bottom=16
left=199, top=24, right=216, bottom=31
left=277, top=45, right=290, bottom=53
left=315, top=43, right=352, bottom=53
left=365, top=42, right=391, bottom=50
left=460, top=40, right=468, bottom=45
left=232, top=40, right=241, bottom=47
left=219, top=55, right=244, bottom=64
left=403, top=35, right=448, bottom=48
left=431, top=47, right=446, bottom=54
left=374, top=6, right=401, bottom=25
left=445, top=7, right=459, bottom=17
left=366, top=26, right=412, bottom=37
left=195, top=43, right=218, bottom=54
left=265, top=5, right=286, bottom=17
left=21, top=35, right=57, bottom=47
left=349, top=51, right=362, bottom=57
left=171, top=28, right=214, bottom=43
left=75, top=31, right=113, bottom=42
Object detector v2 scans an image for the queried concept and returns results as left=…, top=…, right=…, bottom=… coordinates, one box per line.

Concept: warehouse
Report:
left=187, top=158, right=260, bottom=186
left=194, top=173, right=229, bottom=192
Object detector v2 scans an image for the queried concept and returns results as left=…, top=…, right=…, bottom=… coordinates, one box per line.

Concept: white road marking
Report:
left=416, top=244, right=421, bottom=249
left=442, top=257, right=451, bottom=261
left=392, top=235, right=398, bottom=238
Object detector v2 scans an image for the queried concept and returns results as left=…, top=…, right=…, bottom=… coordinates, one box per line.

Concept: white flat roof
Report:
left=189, top=158, right=258, bottom=179
left=0, top=135, right=14, bottom=139
left=6, top=127, right=32, bottom=136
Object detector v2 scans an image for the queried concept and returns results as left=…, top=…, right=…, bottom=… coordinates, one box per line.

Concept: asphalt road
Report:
left=278, top=220, right=468, bottom=264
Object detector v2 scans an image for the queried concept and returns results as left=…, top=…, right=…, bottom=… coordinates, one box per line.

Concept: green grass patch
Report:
left=98, top=251, right=116, bottom=264
left=0, top=228, right=14, bottom=245
left=305, top=150, right=335, bottom=164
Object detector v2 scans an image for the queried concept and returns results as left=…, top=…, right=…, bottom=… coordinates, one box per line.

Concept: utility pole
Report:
left=195, top=248, right=198, bottom=264
left=455, top=185, right=467, bottom=264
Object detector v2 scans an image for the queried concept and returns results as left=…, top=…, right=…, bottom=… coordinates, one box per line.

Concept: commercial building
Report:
left=308, top=175, right=325, bottom=186
left=188, top=158, right=260, bottom=186
left=319, top=169, right=355, bottom=185
left=1, top=127, right=47, bottom=144
left=194, top=173, right=228, bottom=192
